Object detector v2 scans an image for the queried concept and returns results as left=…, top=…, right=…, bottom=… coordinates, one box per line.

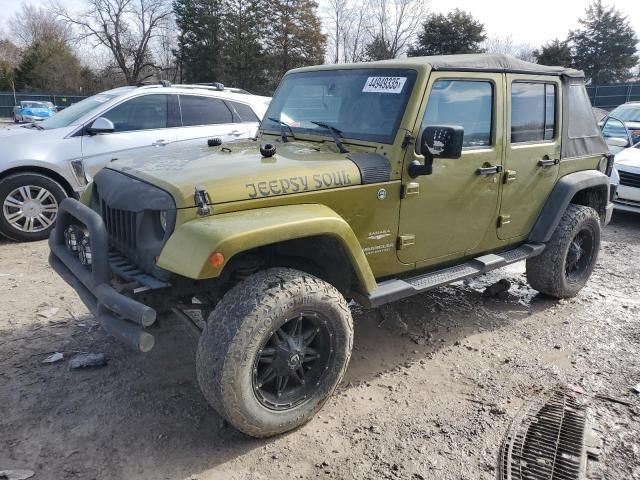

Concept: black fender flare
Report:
left=529, top=170, right=610, bottom=243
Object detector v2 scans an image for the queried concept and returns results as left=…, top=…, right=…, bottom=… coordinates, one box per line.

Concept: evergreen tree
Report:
left=263, top=0, right=326, bottom=92
left=570, top=0, right=638, bottom=83
left=15, top=40, right=82, bottom=93
left=534, top=39, right=572, bottom=67
left=220, top=0, right=267, bottom=93
left=173, top=0, right=226, bottom=83
left=364, top=35, right=393, bottom=61
left=408, top=9, right=486, bottom=57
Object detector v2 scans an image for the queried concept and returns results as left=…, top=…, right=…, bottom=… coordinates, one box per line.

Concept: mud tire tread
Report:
left=196, top=267, right=353, bottom=438
left=526, top=204, right=600, bottom=298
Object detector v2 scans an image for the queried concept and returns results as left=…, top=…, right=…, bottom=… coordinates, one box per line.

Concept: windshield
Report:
left=22, top=101, right=48, bottom=109
left=39, top=90, right=129, bottom=130
left=262, top=68, right=417, bottom=144
left=609, top=104, right=640, bottom=122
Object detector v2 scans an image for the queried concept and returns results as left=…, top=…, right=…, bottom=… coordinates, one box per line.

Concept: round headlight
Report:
left=78, top=236, right=92, bottom=266
left=159, top=210, right=168, bottom=232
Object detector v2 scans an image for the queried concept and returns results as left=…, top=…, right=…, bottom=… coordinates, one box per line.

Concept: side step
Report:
left=359, top=243, right=545, bottom=308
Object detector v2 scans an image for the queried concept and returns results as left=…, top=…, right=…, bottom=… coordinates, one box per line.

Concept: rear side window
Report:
left=228, top=101, right=259, bottom=122
left=511, top=82, right=556, bottom=143
left=180, top=95, right=233, bottom=126
left=102, top=94, right=168, bottom=132
left=421, top=80, right=493, bottom=149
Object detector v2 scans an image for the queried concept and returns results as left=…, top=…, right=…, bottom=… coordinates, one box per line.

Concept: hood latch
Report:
left=194, top=185, right=212, bottom=216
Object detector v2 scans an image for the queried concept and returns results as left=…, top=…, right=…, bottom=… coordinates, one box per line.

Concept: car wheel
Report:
left=0, top=173, right=68, bottom=242
left=526, top=204, right=601, bottom=298
left=196, top=267, right=353, bottom=438
left=12, top=114, right=18, bottom=123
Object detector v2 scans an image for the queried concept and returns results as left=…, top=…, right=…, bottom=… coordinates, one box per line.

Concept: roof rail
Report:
left=193, top=82, right=225, bottom=91
left=136, top=80, right=172, bottom=88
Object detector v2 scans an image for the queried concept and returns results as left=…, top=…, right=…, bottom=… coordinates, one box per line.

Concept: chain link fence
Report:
left=0, top=91, right=87, bottom=118
left=586, top=83, right=640, bottom=111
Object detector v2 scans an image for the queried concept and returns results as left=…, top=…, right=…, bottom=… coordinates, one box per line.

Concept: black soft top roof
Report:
left=386, top=54, right=585, bottom=78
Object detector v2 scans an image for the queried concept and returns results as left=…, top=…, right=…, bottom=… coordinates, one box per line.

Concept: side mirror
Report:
left=86, top=117, right=115, bottom=135
left=409, top=125, right=464, bottom=177
left=605, top=137, right=629, bottom=148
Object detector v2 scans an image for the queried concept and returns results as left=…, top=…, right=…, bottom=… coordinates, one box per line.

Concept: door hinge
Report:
left=401, top=182, right=420, bottom=198
left=397, top=234, right=415, bottom=250
left=504, top=170, right=517, bottom=184
left=498, top=215, right=511, bottom=227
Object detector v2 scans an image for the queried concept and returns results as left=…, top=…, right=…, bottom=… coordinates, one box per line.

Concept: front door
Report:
left=498, top=74, right=561, bottom=239
left=398, top=72, right=504, bottom=265
left=81, top=93, right=179, bottom=180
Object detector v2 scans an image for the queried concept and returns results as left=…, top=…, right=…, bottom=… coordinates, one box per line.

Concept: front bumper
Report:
left=49, top=198, right=157, bottom=352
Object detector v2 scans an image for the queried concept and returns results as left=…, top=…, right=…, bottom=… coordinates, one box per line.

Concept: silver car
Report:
left=0, top=83, right=270, bottom=241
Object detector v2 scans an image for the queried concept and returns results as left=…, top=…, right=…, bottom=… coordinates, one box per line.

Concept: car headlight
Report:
left=159, top=210, right=168, bottom=232
left=70, top=160, right=88, bottom=187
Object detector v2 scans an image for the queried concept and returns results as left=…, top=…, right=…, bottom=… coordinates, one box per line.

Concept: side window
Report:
left=228, top=101, right=259, bottom=123
left=180, top=95, right=233, bottom=126
left=101, top=94, right=168, bottom=132
left=511, top=82, right=556, bottom=143
left=420, top=80, right=493, bottom=149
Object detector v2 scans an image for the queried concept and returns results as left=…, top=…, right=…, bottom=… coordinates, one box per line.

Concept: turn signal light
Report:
left=208, top=252, right=225, bottom=268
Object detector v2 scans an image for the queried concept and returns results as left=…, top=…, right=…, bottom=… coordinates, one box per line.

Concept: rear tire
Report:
left=0, top=173, right=67, bottom=242
left=196, top=267, right=353, bottom=438
left=526, top=204, right=600, bottom=298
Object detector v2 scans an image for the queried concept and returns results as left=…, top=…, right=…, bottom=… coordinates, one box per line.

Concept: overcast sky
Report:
left=2, top=0, right=640, bottom=48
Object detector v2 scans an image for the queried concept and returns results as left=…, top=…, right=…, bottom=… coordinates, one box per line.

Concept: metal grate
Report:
left=499, top=389, right=588, bottom=480
left=619, top=171, right=640, bottom=188
left=101, top=201, right=137, bottom=249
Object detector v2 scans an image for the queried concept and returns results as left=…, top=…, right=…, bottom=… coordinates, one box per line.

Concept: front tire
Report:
left=0, top=173, right=67, bottom=242
left=196, top=268, right=353, bottom=438
left=526, top=204, right=601, bottom=298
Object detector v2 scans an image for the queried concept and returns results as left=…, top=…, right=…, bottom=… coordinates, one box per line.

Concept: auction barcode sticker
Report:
left=362, top=76, right=407, bottom=93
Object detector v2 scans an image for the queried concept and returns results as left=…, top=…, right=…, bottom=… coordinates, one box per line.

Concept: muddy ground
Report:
left=1, top=212, right=639, bottom=480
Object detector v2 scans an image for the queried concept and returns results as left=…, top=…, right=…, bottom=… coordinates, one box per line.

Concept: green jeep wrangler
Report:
left=49, top=54, right=614, bottom=438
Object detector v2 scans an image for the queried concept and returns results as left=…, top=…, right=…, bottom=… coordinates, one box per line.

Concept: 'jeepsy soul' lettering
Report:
left=245, top=170, right=353, bottom=198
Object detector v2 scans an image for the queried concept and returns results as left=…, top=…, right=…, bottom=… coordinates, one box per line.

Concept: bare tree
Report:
left=10, top=3, right=71, bottom=48
left=151, top=19, right=179, bottom=82
left=50, top=0, right=173, bottom=84
left=325, top=0, right=351, bottom=63
left=483, top=35, right=535, bottom=62
left=368, top=0, right=428, bottom=58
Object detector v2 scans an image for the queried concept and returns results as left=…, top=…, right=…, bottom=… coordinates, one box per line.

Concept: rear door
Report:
left=498, top=75, right=561, bottom=239
left=397, top=72, right=504, bottom=265
left=175, top=95, right=251, bottom=146
left=81, top=93, right=179, bottom=179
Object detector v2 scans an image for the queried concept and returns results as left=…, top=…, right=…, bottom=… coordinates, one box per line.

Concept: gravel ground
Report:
left=0, top=211, right=639, bottom=480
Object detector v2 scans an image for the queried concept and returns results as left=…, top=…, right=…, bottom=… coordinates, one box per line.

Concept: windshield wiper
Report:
left=27, top=122, right=44, bottom=130
left=310, top=121, right=348, bottom=153
left=267, top=117, right=295, bottom=143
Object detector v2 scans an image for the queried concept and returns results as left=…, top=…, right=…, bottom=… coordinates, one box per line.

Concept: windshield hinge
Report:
left=401, top=132, right=414, bottom=150
left=194, top=185, right=212, bottom=216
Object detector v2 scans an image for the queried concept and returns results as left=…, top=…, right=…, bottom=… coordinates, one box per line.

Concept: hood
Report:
left=0, top=125, right=76, bottom=163
left=110, top=140, right=370, bottom=208
left=22, top=107, right=51, bottom=116
left=615, top=146, right=640, bottom=171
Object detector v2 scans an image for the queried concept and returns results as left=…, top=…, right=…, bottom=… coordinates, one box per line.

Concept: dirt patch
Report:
left=1, top=211, right=639, bottom=479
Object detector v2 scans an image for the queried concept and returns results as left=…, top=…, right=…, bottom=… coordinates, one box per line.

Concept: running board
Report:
left=357, top=243, right=545, bottom=308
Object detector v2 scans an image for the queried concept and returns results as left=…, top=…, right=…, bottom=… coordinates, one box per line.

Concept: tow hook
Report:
left=194, top=186, right=212, bottom=216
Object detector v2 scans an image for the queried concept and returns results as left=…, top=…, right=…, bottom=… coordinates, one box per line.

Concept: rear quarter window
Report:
left=228, top=101, right=260, bottom=123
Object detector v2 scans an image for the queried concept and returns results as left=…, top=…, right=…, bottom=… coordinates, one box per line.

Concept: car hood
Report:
left=109, top=139, right=369, bottom=208
left=0, top=125, right=75, bottom=162
left=22, top=108, right=52, bottom=116
left=615, top=146, right=640, bottom=171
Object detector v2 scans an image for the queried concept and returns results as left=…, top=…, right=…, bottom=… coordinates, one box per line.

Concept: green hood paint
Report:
left=110, top=140, right=364, bottom=209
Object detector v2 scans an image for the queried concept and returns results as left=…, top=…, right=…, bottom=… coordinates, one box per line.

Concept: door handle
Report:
left=476, top=164, right=503, bottom=176
left=152, top=139, right=170, bottom=147
left=538, top=157, right=560, bottom=167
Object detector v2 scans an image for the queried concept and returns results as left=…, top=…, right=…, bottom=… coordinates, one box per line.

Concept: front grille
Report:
left=101, top=200, right=137, bottom=249
left=619, top=170, right=640, bottom=188
left=499, top=388, right=588, bottom=480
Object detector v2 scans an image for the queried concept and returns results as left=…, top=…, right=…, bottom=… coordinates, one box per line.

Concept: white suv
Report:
left=0, top=83, right=270, bottom=241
